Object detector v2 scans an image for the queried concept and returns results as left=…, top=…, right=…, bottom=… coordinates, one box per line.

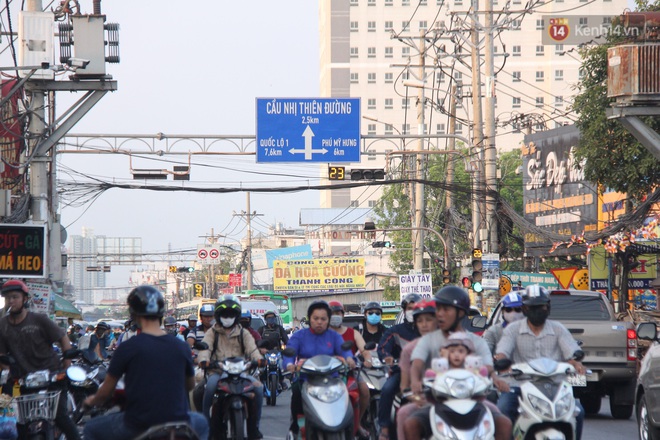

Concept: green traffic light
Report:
left=472, top=281, right=483, bottom=293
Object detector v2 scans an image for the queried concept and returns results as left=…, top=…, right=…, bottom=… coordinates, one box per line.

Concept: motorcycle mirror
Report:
left=63, top=348, right=81, bottom=360
left=341, top=341, right=354, bottom=351
left=572, top=350, right=585, bottom=362
left=637, top=322, right=658, bottom=341
left=471, top=316, right=487, bottom=329
left=364, top=341, right=377, bottom=351
left=282, top=347, right=296, bottom=357
left=194, top=341, right=209, bottom=351
left=494, top=358, right=512, bottom=372
left=67, top=365, right=87, bottom=382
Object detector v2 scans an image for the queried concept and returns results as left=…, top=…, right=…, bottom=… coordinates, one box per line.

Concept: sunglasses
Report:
left=503, top=307, right=522, bottom=313
left=367, top=311, right=382, bottom=316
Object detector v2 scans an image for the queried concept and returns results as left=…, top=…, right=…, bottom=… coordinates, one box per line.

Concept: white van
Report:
left=240, top=300, right=283, bottom=326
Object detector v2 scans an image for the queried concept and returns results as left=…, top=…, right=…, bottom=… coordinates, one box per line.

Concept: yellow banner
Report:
left=273, top=258, right=366, bottom=291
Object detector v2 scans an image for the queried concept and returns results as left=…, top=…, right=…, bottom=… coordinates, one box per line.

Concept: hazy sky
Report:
left=51, top=1, right=322, bottom=284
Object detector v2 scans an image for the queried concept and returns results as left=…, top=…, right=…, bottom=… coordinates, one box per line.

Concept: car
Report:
left=635, top=322, right=660, bottom=439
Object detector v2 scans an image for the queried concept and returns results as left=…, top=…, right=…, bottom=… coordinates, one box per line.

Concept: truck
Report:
left=488, top=289, right=637, bottom=419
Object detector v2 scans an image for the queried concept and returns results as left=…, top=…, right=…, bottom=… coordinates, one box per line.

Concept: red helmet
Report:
left=1, top=280, right=29, bottom=297
left=328, top=300, right=344, bottom=314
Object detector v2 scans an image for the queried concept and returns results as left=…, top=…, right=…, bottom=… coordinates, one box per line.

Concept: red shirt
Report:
left=340, top=326, right=357, bottom=354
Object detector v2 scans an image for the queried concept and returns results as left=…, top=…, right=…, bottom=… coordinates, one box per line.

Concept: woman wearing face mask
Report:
left=482, top=292, right=525, bottom=355
left=361, top=301, right=386, bottom=347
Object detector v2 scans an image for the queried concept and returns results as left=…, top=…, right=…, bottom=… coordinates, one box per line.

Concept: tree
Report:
left=573, top=0, right=660, bottom=201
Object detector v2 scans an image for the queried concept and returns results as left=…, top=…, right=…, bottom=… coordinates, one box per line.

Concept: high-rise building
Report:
left=319, top=0, right=627, bottom=214
left=68, top=227, right=106, bottom=303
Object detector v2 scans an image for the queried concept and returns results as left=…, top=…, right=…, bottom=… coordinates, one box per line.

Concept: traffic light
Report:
left=471, top=248, right=483, bottom=293
left=442, top=269, right=451, bottom=285
left=372, top=241, right=392, bottom=248
left=193, top=283, right=204, bottom=297
left=351, top=169, right=385, bottom=180
left=169, top=266, right=177, bottom=273
left=177, top=267, right=195, bottom=273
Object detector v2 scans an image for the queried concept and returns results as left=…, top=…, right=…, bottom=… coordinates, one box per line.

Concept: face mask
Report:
left=330, top=315, right=343, bottom=327
left=220, top=317, right=236, bottom=328
left=405, top=310, right=414, bottom=323
left=526, top=307, right=549, bottom=326
left=503, top=311, right=524, bottom=324
left=367, top=314, right=382, bottom=325
left=266, top=317, right=276, bottom=326
left=166, top=327, right=177, bottom=335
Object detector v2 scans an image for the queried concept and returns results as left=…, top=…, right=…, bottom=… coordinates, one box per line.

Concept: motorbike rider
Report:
left=258, top=310, right=289, bottom=351
left=197, top=294, right=264, bottom=440
left=329, top=300, right=372, bottom=438
left=405, top=286, right=512, bottom=440
left=283, top=300, right=355, bottom=439
left=0, top=280, right=81, bottom=440
left=186, top=303, right=215, bottom=348
left=182, top=314, right=198, bottom=340
left=83, top=285, right=208, bottom=440
left=376, top=293, right=422, bottom=440
left=164, top=316, right=185, bottom=341
left=494, top=284, right=587, bottom=440
left=68, top=323, right=83, bottom=345
left=240, top=311, right=263, bottom=342
left=83, top=321, right=111, bottom=364
left=483, top=291, right=525, bottom=355
left=361, top=301, right=386, bottom=347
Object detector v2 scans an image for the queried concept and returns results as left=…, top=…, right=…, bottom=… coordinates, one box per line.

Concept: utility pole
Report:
left=445, top=84, right=457, bottom=269
left=483, top=0, right=498, bottom=254
left=234, top=193, right=263, bottom=290
left=469, top=8, right=484, bottom=250
left=413, top=31, right=427, bottom=270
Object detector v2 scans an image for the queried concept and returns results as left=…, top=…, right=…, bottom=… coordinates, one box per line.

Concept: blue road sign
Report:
left=256, top=98, right=361, bottom=163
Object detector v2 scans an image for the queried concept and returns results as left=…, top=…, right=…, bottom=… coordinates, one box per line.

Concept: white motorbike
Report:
left=496, top=357, right=583, bottom=440
left=422, top=368, right=495, bottom=440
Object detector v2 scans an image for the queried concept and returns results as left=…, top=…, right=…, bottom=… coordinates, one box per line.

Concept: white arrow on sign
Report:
left=289, top=125, right=327, bottom=160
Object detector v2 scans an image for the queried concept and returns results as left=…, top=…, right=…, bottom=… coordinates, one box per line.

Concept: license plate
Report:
left=567, top=374, right=586, bottom=387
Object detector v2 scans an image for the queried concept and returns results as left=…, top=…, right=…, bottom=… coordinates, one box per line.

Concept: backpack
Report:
left=212, top=327, right=245, bottom=359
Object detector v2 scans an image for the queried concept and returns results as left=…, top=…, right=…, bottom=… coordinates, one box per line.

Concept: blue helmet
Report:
left=502, top=292, right=523, bottom=308
left=241, top=311, right=251, bottom=319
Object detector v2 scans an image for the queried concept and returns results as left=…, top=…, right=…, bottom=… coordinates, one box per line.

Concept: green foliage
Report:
left=573, top=0, right=660, bottom=200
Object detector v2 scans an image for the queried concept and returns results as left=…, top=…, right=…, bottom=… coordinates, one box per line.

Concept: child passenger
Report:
left=431, top=331, right=489, bottom=377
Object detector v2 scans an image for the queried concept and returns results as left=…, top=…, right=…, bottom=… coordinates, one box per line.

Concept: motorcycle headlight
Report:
left=307, top=383, right=344, bottom=403
left=371, top=358, right=383, bottom=368
left=267, top=353, right=279, bottom=365
left=474, top=412, right=495, bottom=440
left=444, top=376, right=475, bottom=399
left=555, top=391, right=573, bottom=418
left=528, top=394, right=553, bottom=419
left=24, top=370, right=50, bottom=389
left=433, top=412, right=460, bottom=440
left=224, top=361, right=245, bottom=375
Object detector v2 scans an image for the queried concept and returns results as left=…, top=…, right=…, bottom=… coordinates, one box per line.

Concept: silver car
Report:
left=636, top=322, right=660, bottom=439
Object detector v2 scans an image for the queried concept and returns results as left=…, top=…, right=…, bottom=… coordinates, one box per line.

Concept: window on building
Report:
left=536, top=97, right=544, bottom=108
left=536, top=122, right=545, bottom=130
left=420, top=21, right=428, bottom=31
left=455, top=0, right=463, bottom=5
left=367, top=124, right=377, bottom=135
left=350, top=200, right=360, bottom=207
left=385, top=47, right=393, bottom=58
left=536, top=71, right=544, bottom=81
left=368, top=72, right=376, bottom=83
left=350, top=0, right=358, bottom=4
left=402, top=70, right=410, bottom=80
left=368, top=47, right=376, bottom=58
left=536, top=19, right=544, bottom=30
left=454, top=71, right=463, bottom=81
left=350, top=47, right=359, bottom=58
left=367, top=151, right=377, bottom=161
left=385, top=0, right=393, bottom=5
left=512, top=122, right=520, bottom=132
left=368, top=21, right=376, bottom=32
left=513, top=0, right=521, bottom=4
left=368, top=0, right=376, bottom=5
left=350, top=21, right=359, bottom=32
left=402, top=47, right=410, bottom=57
left=368, top=98, right=376, bottom=110
left=402, top=98, right=410, bottom=109
left=385, top=73, right=394, bottom=83
left=455, top=122, right=463, bottom=134
left=402, top=21, right=410, bottom=30
left=436, top=123, right=446, bottom=134
left=402, top=0, right=410, bottom=5
left=512, top=97, right=521, bottom=108
left=512, top=19, right=521, bottom=30
left=420, top=0, right=427, bottom=4
left=385, top=98, right=393, bottom=109
left=555, top=69, right=563, bottom=81
left=555, top=44, right=564, bottom=55
left=368, top=200, right=377, bottom=208
left=536, top=45, right=544, bottom=56
left=350, top=73, right=359, bottom=84
left=385, top=21, right=394, bottom=31
left=512, top=71, right=521, bottom=82
left=512, top=45, right=521, bottom=56
left=555, top=96, right=564, bottom=107
left=438, top=73, right=446, bottom=83
left=402, top=124, right=410, bottom=134
left=385, top=124, right=394, bottom=135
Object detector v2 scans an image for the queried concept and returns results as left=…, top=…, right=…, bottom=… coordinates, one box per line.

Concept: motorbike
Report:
left=263, top=348, right=283, bottom=406
left=283, top=344, right=355, bottom=440
left=207, top=357, right=261, bottom=440
left=422, top=367, right=495, bottom=440
left=358, top=344, right=387, bottom=440
left=495, top=354, right=585, bottom=440
left=132, top=422, right=199, bottom=440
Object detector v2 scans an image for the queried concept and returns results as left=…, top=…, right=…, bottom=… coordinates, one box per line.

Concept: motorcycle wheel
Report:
left=368, top=400, right=379, bottom=440
left=230, top=408, right=245, bottom=440
left=269, top=375, right=278, bottom=407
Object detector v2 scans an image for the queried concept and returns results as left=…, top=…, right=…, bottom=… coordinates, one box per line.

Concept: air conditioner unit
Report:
left=608, top=44, right=660, bottom=103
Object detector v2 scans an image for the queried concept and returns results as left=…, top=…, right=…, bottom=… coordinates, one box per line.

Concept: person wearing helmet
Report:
left=283, top=300, right=355, bottom=438
left=83, top=285, right=208, bottom=440
left=482, top=291, right=525, bottom=355
left=361, top=301, right=386, bottom=347
left=163, top=316, right=185, bottom=341
left=186, top=303, right=215, bottom=349
left=239, top=311, right=262, bottom=343
left=197, top=294, right=264, bottom=439
left=181, top=314, right=198, bottom=340
left=258, top=310, right=288, bottom=351
left=0, top=280, right=81, bottom=440
left=376, top=293, right=423, bottom=439
left=405, top=286, right=512, bottom=440
left=68, top=323, right=82, bottom=344
left=82, top=321, right=111, bottom=364
left=494, top=284, right=586, bottom=440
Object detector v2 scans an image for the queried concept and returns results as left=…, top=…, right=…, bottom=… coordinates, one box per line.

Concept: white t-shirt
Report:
left=411, top=329, right=493, bottom=367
